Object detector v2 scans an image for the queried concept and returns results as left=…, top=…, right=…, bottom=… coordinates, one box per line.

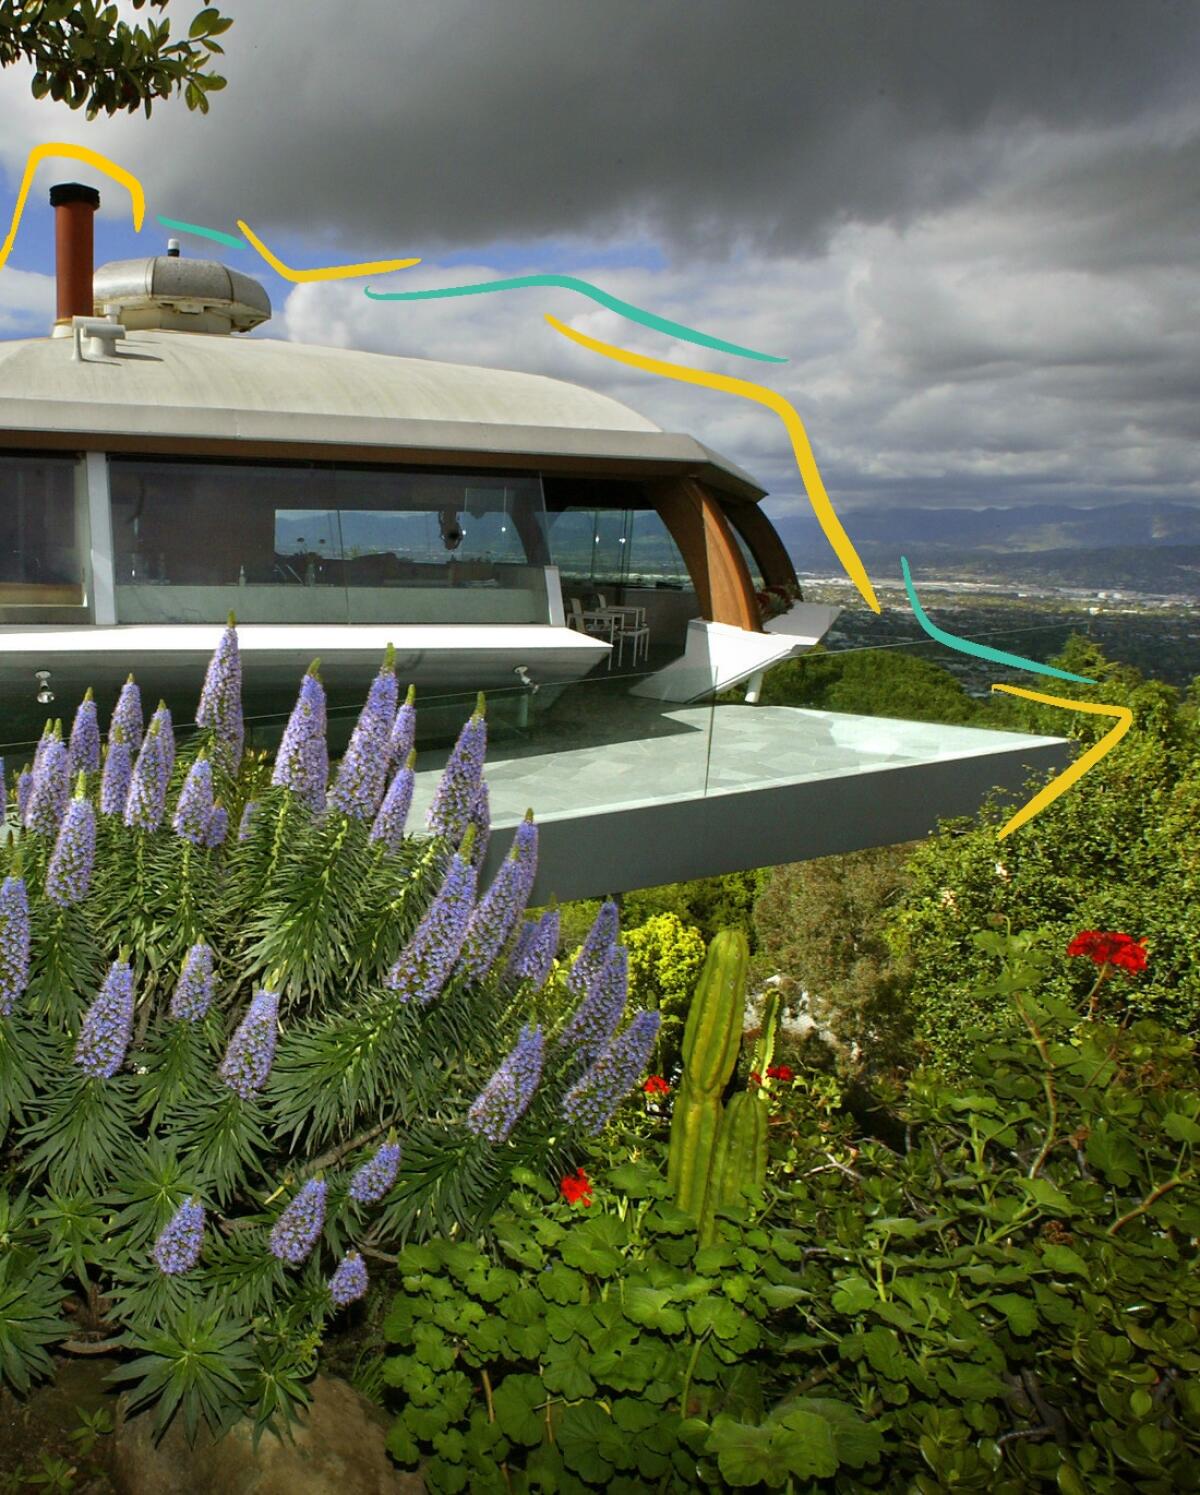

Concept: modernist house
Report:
left=0, top=182, right=832, bottom=741
left=0, top=183, right=1071, bottom=895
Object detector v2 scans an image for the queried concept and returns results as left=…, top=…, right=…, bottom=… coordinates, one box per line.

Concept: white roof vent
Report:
left=93, top=250, right=271, bottom=335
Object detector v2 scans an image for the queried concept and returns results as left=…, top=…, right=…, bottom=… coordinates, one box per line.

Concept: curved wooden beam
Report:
left=721, top=501, right=799, bottom=592
left=647, top=476, right=761, bottom=631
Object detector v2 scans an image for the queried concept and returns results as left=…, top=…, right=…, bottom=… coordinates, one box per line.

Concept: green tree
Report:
left=1, top=0, right=232, bottom=117
left=624, top=912, right=706, bottom=1076
left=886, top=639, right=1200, bottom=1072
left=623, top=872, right=761, bottom=945
left=750, top=645, right=983, bottom=725
left=753, top=843, right=916, bottom=1077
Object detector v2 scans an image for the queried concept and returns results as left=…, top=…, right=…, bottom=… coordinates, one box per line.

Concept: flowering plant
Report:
left=1067, top=929, right=1148, bottom=974
left=0, top=628, right=658, bottom=1440
left=559, top=1167, right=593, bottom=1205
left=753, top=580, right=803, bottom=623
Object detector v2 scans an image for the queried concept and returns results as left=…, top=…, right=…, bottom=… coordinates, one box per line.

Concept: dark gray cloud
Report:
left=13, top=0, right=1196, bottom=256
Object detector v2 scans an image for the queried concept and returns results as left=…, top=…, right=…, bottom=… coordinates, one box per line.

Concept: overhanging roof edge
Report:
left=0, top=401, right=765, bottom=499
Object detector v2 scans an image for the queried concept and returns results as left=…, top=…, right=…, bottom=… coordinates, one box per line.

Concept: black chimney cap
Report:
left=49, top=183, right=100, bottom=209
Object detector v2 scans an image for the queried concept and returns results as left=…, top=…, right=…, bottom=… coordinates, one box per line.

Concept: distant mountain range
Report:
left=774, top=502, right=1200, bottom=592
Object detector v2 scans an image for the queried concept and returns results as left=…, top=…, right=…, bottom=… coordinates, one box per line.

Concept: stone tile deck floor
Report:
left=409, top=692, right=1066, bottom=827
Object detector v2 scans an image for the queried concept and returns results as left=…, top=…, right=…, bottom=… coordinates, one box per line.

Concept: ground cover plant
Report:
left=375, top=924, right=1199, bottom=1493
left=0, top=623, right=661, bottom=1440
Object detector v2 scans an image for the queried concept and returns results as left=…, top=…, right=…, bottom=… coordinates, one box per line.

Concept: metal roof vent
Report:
left=93, top=249, right=271, bottom=335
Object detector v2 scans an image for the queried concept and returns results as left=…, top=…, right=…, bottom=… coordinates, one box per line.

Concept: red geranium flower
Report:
left=1067, top=930, right=1147, bottom=973
left=560, top=1169, right=592, bottom=1206
left=749, top=1071, right=762, bottom=1086
left=643, top=1075, right=670, bottom=1095
left=766, top=1064, right=794, bottom=1082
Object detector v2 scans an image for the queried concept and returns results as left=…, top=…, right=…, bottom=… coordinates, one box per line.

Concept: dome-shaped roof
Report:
left=0, top=330, right=661, bottom=431
left=0, top=328, right=763, bottom=496
left=93, top=254, right=271, bottom=334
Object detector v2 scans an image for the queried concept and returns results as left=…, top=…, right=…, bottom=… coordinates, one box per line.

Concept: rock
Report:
left=112, top=1374, right=423, bottom=1495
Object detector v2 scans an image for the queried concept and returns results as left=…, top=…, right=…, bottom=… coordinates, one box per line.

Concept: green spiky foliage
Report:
left=0, top=634, right=657, bottom=1441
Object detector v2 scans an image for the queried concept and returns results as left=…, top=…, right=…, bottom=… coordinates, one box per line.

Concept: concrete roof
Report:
left=0, top=330, right=765, bottom=496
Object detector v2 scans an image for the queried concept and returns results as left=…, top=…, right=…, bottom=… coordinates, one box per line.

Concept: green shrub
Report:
left=776, top=927, right=1200, bottom=1491
left=625, top=911, right=707, bottom=1076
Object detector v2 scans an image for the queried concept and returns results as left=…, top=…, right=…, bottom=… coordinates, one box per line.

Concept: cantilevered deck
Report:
left=410, top=699, right=1071, bottom=900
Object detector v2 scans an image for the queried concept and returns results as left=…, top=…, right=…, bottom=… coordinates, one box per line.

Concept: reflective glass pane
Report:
left=0, top=450, right=84, bottom=610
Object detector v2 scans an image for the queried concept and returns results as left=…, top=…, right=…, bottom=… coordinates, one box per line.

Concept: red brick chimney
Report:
left=49, top=182, right=100, bottom=328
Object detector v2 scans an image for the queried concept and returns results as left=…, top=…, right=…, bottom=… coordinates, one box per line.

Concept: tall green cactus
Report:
left=667, top=929, right=749, bottom=1219
left=706, top=990, right=781, bottom=1219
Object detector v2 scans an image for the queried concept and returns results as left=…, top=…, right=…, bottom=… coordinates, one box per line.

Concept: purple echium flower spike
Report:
left=124, top=721, right=170, bottom=832
left=566, top=899, right=619, bottom=1000
left=24, top=736, right=69, bottom=836
left=388, top=685, right=416, bottom=768
left=237, top=800, right=258, bottom=841
left=458, top=814, right=538, bottom=983
left=329, top=656, right=399, bottom=820
left=32, top=720, right=54, bottom=778
left=16, top=768, right=33, bottom=825
left=269, top=1178, right=326, bottom=1266
left=74, top=959, right=136, bottom=1080
left=272, top=666, right=328, bottom=812
left=348, top=1139, right=402, bottom=1205
left=153, top=1197, right=205, bottom=1275
left=369, top=755, right=415, bottom=852
left=99, top=732, right=132, bottom=817
left=387, top=851, right=478, bottom=1005
left=561, top=1009, right=662, bottom=1136
left=67, top=690, right=101, bottom=777
left=46, top=788, right=96, bottom=907
left=169, top=943, right=215, bottom=1022
left=426, top=705, right=486, bottom=844
left=218, top=989, right=279, bottom=1099
left=202, top=804, right=228, bottom=849
left=149, top=703, right=175, bottom=787
left=111, top=677, right=143, bottom=756
left=0, top=874, right=31, bottom=1017
left=328, top=1250, right=369, bottom=1307
left=173, top=758, right=214, bottom=843
left=196, top=619, right=244, bottom=776
left=467, top=780, right=490, bottom=869
left=507, top=908, right=559, bottom=991
left=466, top=1024, right=545, bottom=1143
left=557, top=943, right=629, bottom=1064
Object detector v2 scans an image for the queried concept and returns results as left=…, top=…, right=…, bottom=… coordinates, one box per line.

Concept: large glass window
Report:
left=0, top=451, right=86, bottom=612
left=545, top=506, right=691, bottom=591
left=108, top=457, right=550, bottom=626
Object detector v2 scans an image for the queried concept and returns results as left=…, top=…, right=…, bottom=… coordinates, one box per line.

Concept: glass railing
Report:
left=0, top=613, right=1093, bottom=820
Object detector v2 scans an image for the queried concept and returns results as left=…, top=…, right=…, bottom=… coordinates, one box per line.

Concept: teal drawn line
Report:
left=156, top=215, right=245, bottom=250
left=901, top=556, right=1096, bottom=684
left=364, top=274, right=788, bottom=364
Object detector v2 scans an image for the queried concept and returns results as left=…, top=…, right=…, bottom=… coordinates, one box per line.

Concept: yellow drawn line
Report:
left=0, top=142, right=145, bottom=270
left=544, top=313, right=880, bottom=613
left=236, top=220, right=420, bottom=282
left=991, top=683, right=1133, bottom=838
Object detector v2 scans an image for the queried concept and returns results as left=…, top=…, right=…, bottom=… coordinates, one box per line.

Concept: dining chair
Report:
left=615, top=611, right=650, bottom=667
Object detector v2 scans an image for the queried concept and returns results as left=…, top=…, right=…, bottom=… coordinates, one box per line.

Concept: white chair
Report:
left=567, top=598, right=616, bottom=669
left=615, top=610, right=649, bottom=667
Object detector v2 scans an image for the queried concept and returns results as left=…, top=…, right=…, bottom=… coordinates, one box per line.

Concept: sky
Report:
left=1, top=0, right=1198, bottom=530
